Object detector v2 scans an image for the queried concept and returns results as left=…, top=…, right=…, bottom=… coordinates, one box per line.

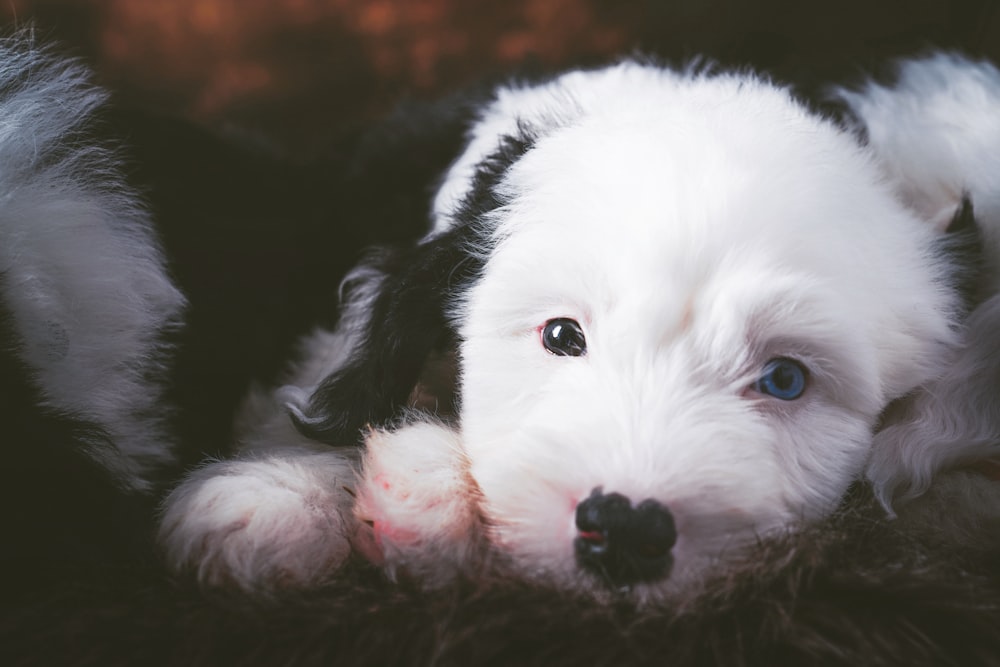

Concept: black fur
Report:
left=942, top=196, right=991, bottom=312
left=294, top=125, right=539, bottom=445
left=109, top=86, right=494, bottom=465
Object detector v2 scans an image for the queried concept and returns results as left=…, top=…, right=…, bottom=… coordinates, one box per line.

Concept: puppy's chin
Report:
left=479, top=499, right=806, bottom=603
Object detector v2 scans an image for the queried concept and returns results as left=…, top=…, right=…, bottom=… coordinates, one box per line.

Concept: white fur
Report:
left=159, top=446, right=359, bottom=588
left=161, top=318, right=368, bottom=589
left=835, top=53, right=1000, bottom=256
left=161, top=56, right=1000, bottom=598
left=355, top=421, right=485, bottom=585
left=451, top=63, right=963, bottom=595
left=0, top=34, right=185, bottom=487
left=867, top=293, right=1000, bottom=510
left=833, top=53, right=1000, bottom=509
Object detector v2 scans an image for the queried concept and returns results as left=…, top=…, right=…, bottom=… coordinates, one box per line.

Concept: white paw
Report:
left=355, top=421, right=484, bottom=584
left=159, top=451, right=358, bottom=590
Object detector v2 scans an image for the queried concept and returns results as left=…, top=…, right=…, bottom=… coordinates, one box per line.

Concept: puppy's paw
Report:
left=355, top=421, right=485, bottom=584
left=159, top=452, right=358, bottom=590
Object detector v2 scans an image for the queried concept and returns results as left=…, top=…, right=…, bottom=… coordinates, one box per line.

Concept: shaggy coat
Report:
left=2, top=31, right=1000, bottom=665
left=155, top=55, right=1000, bottom=602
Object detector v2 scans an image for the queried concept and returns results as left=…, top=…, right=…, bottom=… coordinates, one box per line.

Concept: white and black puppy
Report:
left=157, top=55, right=1000, bottom=601
left=3, top=28, right=997, bottom=604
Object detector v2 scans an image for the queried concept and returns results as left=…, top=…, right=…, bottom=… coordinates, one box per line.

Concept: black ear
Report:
left=941, top=195, right=989, bottom=314
left=290, top=230, right=477, bottom=446
left=291, top=121, right=540, bottom=446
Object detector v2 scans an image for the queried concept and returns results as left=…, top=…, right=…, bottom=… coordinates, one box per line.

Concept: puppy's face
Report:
left=447, top=70, right=959, bottom=597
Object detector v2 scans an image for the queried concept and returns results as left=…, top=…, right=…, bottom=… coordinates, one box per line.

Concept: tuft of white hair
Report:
left=835, top=52, right=1000, bottom=258
left=0, top=31, right=186, bottom=488
left=836, top=53, right=1000, bottom=511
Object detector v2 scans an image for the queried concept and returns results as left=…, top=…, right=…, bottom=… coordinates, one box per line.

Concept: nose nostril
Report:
left=574, top=488, right=676, bottom=586
left=634, top=498, right=678, bottom=554
left=637, top=542, right=669, bottom=560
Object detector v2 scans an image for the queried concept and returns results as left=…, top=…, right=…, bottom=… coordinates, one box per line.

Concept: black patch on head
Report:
left=292, top=125, right=539, bottom=446
left=456, top=122, right=539, bottom=224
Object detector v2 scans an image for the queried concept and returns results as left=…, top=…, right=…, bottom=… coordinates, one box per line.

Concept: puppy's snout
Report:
left=574, top=488, right=676, bottom=586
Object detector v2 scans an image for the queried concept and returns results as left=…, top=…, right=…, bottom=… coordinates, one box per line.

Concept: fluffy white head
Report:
left=441, top=63, right=959, bottom=596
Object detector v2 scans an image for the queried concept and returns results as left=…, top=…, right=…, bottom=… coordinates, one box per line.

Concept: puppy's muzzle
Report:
left=574, top=488, right=677, bottom=586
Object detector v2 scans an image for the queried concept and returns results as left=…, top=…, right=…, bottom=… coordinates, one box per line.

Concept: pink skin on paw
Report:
left=374, top=472, right=411, bottom=501
left=377, top=473, right=392, bottom=492
left=374, top=520, right=420, bottom=548
left=355, top=472, right=424, bottom=564
left=354, top=518, right=423, bottom=566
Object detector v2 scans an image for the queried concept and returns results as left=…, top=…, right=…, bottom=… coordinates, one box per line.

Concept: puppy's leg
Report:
left=159, top=446, right=360, bottom=590
left=355, top=420, right=487, bottom=586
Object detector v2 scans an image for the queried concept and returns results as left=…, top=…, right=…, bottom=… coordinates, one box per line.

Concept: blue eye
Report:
left=754, top=358, right=808, bottom=400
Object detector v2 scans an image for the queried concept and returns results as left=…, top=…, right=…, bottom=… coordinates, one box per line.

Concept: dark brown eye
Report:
left=542, top=318, right=587, bottom=357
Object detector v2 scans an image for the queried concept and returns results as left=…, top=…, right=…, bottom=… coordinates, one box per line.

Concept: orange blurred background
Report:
left=5, top=1, right=999, bottom=154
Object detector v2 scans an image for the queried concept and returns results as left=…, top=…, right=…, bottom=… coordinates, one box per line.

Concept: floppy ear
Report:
left=868, top=199, right=999, bottom=512
left=289, top=124, right=540, bottom=446
left=289, top=230, right=477, bottom=446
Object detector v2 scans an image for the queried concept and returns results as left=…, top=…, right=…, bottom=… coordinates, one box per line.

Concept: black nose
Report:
left=574, top=488, right=677, bottom=586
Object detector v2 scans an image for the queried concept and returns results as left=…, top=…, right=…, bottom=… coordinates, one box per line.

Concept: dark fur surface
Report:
left=6, top=489, right=1000, bottom=666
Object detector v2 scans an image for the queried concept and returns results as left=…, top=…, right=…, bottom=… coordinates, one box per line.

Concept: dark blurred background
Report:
left=4, top=1, right=998, bottom=156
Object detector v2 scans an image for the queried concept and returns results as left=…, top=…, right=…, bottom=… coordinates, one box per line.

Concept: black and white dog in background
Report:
left=3, top=32, right=999, bottom=603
